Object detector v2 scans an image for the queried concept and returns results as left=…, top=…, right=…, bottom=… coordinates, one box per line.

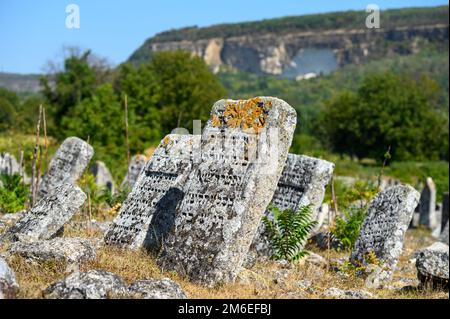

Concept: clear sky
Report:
left=0, top=0, right=448, bottom=74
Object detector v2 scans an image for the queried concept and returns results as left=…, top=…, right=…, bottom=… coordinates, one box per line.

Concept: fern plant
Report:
left=0, top=173, right=29, bottom=213
left=262, top=204, right=317, bottom=263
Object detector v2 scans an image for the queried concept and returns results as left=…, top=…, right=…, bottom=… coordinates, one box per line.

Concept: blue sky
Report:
left=0, top=0, right=448, bottom=74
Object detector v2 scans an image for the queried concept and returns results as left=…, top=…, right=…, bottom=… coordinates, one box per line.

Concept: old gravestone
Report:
left=90, top=161, right=115, bottom=195
left=157, top=97, right=297, bottom=285
left=418, top=177, right=437, bottom=229
left=442, top=192, right=449, bottom=234
left=0, top=153, right=21, bottom=176
left=350, top=185, right=420, bottom=281
left=0, top=183, right=86, bottom=243
left=249, top=153, right=334, bottom=258
left=37, top=137, right=93, bottom=199
left=104, top=134, right=199, bottom=250
left=120, top=155, right=147, bottom=190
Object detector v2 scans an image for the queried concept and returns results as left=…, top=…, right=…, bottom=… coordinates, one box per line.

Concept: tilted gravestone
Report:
left=418, top=177, right=437, bottom=229
left=350, top=185, right=420, bottom=281
left=120, top=155, right=147, bottom=190
left=90, top=161, right=115, bottom=195
left=37, top=137, right=93, bottom=199
left=104, top=134, right=199, bottom=250
left=0, top=183, right=86, bottom=243
left=249, top=154, right=334, bottom=258
left=157, top=97, right=297, bottom=285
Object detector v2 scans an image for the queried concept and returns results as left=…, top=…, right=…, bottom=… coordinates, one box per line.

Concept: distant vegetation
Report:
left=143, top=6, right=448, bottom=43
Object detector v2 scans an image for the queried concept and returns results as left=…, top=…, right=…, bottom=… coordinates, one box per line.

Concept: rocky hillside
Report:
left=128, top=6, right=449, bottom=78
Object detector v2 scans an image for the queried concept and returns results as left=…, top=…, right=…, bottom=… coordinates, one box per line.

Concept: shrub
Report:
left=332, top=206, right=367, bottom=250
left=0, top=173, right=29, bottom=213
left=262, top=205, right=317, bottom=263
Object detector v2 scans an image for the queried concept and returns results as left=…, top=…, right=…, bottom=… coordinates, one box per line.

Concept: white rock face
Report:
left=0, top=183, right=86, bottom=243
left=37, top=137, right=93, bottom=199
left=43, top=270, right=128, bottom=299
left=0, top=256, right=19, bottom=299
left=415, top=242, right=449, bottom=290
left=350, top=185, right=420, bottom=282
left=104, top=134, right=199, bottom=250
left=128, top=278, right=187, bottom=299
left=158, top=97, right=297, bottom=286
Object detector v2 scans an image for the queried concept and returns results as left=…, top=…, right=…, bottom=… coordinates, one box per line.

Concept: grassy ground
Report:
left=1, top=215, right=447, bottom=299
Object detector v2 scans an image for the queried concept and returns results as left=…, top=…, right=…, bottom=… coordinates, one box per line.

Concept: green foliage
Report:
left=318, top=72, right=448, bottom=162
left=332, top=206, right=368, bottom=250
left=0, top=173, right=29, bottom=213
left=263, top=205, right=317, bottom=263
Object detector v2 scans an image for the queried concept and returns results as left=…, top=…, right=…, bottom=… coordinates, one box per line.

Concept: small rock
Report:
left=415, top=242, right=449, bottom=290
left=0, top=256, right=19, bottom=299
left=305, top=252, right=328, bottom=268
left=8, top=237, right=96, bottom=265
left=43, top=270, right=128, bottom=299
left=128, top=278, right=187, bottom=299
left=297, top=279, right=312, bottom=291
left=364, top=264, right=392, bottom=289
left=323, top=287, right=373, bottom=299
left=310, top=232, right=344, bottom=251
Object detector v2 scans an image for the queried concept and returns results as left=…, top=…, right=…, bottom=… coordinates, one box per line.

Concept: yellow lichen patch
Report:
left=162, top=136, right=171, bottom=147
left=218, top=97, right=271, bottom=133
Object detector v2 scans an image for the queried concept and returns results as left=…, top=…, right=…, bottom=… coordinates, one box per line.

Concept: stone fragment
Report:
left=128, top=278, right=187, bottom=299
left=120, top=155, right=147, bottom=190
left=415, top=242, right=449, bottom=290
left=250, top=154, right=334, bottom=258
left=418, top=177, right=437, bottom=229
left=158, top=97, right=297, bottom=286
left=350, top=185, right=420, bottom=282
left=8, top=237, right=96, bottom=264
left=43, top=270, right=128, bottom=299
left=323, top=287, right=373, bottom=299
left=442, top=192, right=449, bottom=234
left=37, top=137, right=93, bottom=199
left=104, top=134, right=199, bottom=251
left=439, top=221, right=449, bottom=245
left=90, top=161, right=115, bottom=194
left=0, top=256, right=19, bottom=299
left=0, top=183, right=86, bottom=243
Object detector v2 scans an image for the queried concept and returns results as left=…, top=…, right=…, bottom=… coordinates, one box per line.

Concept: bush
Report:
left=0, top=173, right=29, bottom=213
left=263, top=205, right=317, bottom=263
left=332, top=207, right=368, bottom=250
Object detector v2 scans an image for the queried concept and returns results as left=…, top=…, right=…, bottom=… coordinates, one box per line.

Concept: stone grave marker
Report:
left=90, top=161, right=115, bottom=195
left=104, top=134, right=200, bottom=250
left=120, top=155, right=147, bottom=190
left=442, top=192, right=449, bottom=234
left=418, top=177, right=437, bottom=229
left=0, top=153, right=21, bottom=176
left=250, top=153, right=334, bottom=257
left=350, top=185, right=420, bottom=281
left=157, top=97, right=297, bottom=285
left=0, top=183, right=86, bottom=243
left=37, top=137, right=93, bottom=199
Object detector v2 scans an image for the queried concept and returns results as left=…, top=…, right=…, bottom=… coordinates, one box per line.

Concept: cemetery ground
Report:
left=1, top=214, right=446, bottom=299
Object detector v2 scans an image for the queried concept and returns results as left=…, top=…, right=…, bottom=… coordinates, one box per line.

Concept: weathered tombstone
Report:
left=104, top=134, right=199, bottom=250
left=439, top=221, right=449, bottom=245
left=0, top=183, right=86, bottom=243
left=120, top=155, right=147, bottom=190
left=418, top=177, right=437, bottom=229
left=249, top=154, right=334, bottom=258
left=0, top=153, right=21, bottom=175
left=37, top=137, right=93, bottom=199
left=157, top=97, right=297, bottom=285
left=350, top=185, right=420, bottom=282
left=442, top=192, right=449, bottom=234
left=90, top=161, right=115, bottom=195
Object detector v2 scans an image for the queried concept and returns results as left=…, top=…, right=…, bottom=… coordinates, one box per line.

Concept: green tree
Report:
left=0, top=88, right=19, bottom=131
left=319, top=72, right=448, bottom=161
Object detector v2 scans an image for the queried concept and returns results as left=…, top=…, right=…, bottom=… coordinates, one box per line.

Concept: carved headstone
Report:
left=0, top=153, right=21, bottom=175
left=0, top=183, right=86, bottom=243
left=90, top=161, right=115, bottom=194
left=418, top=177, right=437, bottom=229
left=104, top=134, right=199, bottom=250
left=442, top=192, right=449, bottom=234
left=120, top=155, right=147, bottom=190
left=37, top=137, right=93, bottom=199
left=350, top=185, right=420, bottom=282
left=250, top=154, right=334, bottom=257
left=157, top=97, right=297, bottom=285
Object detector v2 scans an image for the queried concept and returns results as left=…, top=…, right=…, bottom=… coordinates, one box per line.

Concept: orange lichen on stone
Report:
left=162, top=136, right=171, bottom=147
left=213, top=97, right=271, bottom=133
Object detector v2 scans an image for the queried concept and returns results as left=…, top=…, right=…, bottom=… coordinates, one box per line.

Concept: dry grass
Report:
left=1, top=219, right=448, bottom=299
